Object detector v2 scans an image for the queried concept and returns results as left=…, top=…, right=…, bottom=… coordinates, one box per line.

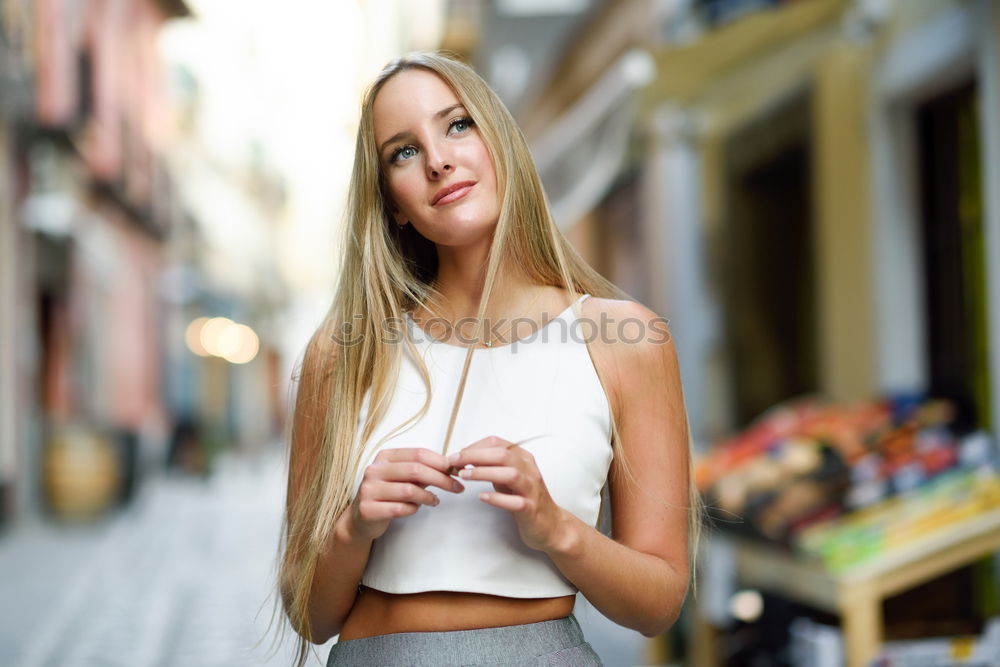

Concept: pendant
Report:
left=485, top=339, right=493, bottom=347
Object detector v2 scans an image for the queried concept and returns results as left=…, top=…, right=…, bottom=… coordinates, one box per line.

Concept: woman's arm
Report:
left=293, top=511, right=376, bottom=643
left=450, top=299, right=692, bottom=637
left=548, top=299, right=692, bottom=636
left=283, top=327, right=463, bottom=643
left=282, top=329, right=372, bottom=643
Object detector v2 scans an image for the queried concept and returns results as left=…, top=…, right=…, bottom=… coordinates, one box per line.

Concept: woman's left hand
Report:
left=448, top=435, right=570, bottom=553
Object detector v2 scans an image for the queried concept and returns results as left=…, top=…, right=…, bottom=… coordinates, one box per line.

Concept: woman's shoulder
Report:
left=579, top=295, right=661, bottom=323
left=578, top=295, right=672, bottom=349
left=576, top=295, right=675, bottom=415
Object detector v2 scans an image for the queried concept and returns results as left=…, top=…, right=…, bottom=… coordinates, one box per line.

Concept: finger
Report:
left=374, top=447, right=450, bottom=471
left=448, top=445, right=513, bottom=470
left=370, top=481, right=440, bottom=507
left=478, top=491, right=528, bottom=512
left=448, top=436, right=515, bottom=468
left=457, top=465, right=524, bottom=491
left=357, top=499, right=420, bottom=520
left=367, top=461, right=465, bottom=493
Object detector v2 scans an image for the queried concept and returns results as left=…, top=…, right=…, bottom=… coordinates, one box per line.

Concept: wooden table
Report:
left=691, top=508, right=1000, bottom=667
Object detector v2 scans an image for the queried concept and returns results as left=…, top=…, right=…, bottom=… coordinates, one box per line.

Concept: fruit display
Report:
left=696, top=393, right=999, bottom=565
left=798, top=466, right=1000, bottom=572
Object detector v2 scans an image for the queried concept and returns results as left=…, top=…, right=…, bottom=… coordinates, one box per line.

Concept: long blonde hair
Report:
left=271, top=51, right=701, bottom=666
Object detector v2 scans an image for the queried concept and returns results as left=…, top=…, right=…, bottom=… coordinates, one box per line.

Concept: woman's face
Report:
left=372, top=69, right=499, bottom=248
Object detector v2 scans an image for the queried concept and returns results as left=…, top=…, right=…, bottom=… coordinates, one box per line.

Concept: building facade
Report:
left=0, top=0, right=191, bottom=526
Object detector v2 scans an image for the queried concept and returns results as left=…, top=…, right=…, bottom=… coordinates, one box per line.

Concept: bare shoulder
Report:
left=580, top=296, right=664, bottom=321
left=578, top=296, right=673, bottom=350
left=577, top=296, right=676, bottom=418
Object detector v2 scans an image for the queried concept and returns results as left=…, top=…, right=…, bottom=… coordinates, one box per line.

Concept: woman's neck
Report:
left=427, top=252, right=539, bottom=322
left=431, top=278, right=540, bottom=322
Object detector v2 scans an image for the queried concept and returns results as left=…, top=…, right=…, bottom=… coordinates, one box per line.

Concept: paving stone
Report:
left=0, top=448, right=311, bottom=667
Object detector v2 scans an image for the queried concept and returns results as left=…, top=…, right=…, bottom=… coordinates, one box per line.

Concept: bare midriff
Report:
left=337, top=587, right=576, bottom=640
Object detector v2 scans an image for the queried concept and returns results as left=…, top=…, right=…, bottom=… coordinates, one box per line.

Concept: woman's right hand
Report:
left=342, top=447, right=464, bottom=542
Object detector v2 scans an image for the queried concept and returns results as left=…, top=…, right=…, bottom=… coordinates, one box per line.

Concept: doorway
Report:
left=722, top=91, right=819, bottom=427
left=917, top=80, right=991, bottom=433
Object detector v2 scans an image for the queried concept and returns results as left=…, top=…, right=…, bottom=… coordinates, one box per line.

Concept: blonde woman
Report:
left=278, top=52, right=698, bottom=667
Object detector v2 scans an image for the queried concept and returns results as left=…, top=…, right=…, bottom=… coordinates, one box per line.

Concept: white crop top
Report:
left=350, top=293, right=613, bottom=597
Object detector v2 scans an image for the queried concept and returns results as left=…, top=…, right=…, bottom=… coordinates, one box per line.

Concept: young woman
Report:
left=277, top=51, right=698, bottom=667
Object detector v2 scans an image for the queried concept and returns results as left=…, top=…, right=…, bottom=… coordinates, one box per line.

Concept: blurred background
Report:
left=1, top=0, right=999, bottom=665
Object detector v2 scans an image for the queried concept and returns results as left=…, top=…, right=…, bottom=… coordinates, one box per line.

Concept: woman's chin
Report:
left=419, top=223, right=498, bottom=249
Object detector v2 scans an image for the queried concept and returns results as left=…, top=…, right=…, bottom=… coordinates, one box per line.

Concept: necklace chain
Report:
left=413, top=289, right=545, bottom=348
left=482, top=289, right=543, bottom=347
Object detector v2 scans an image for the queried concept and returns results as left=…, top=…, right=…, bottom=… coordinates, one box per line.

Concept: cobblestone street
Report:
left=0, top=448, right=653, bottom=667
left=0, top=450, right=310, bottom=667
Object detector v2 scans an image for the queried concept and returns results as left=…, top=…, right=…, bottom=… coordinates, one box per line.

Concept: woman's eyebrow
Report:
left=378, top=104, right=468, bottom=157
left=379, top=131, right=413, bottom=157
left=434, top=102, right=465, bottom=119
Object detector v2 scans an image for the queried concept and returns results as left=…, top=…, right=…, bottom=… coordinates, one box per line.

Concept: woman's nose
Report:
left=424, top=144, right=454, bottom=179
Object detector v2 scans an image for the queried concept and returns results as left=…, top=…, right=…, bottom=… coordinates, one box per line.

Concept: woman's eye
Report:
left=392, top=146, right=417, bottom=163
left=449, top=117, right=474, bottom=134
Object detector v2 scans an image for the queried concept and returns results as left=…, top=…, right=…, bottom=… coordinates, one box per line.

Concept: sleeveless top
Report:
left=350, top=293, right=613, bottom=597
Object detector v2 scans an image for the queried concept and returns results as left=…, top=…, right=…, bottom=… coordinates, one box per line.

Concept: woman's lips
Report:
left=432, top=181, right=475, bottom=206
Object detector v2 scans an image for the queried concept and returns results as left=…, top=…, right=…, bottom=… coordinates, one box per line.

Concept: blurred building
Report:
left=643, top=0, right=999, bottom=446
left=0, top=0, right=33, bottom=527
left=160, top=56, right=289, bottom=476
left=0, top=0, right=199, bottom=526
left=643, top=2, right=1000, bottom=662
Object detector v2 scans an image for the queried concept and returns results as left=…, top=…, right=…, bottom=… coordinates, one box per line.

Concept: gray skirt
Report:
left=326, top=614, right=603, bottom=666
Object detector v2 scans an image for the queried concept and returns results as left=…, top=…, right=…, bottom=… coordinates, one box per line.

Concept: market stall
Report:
left=693, top=394, right=1000, bottom=666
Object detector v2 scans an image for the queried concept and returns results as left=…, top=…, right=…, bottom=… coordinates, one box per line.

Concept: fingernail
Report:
left=452, top=481, right=464, bottom=492
left=431, top=495, right=440, bottom=506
